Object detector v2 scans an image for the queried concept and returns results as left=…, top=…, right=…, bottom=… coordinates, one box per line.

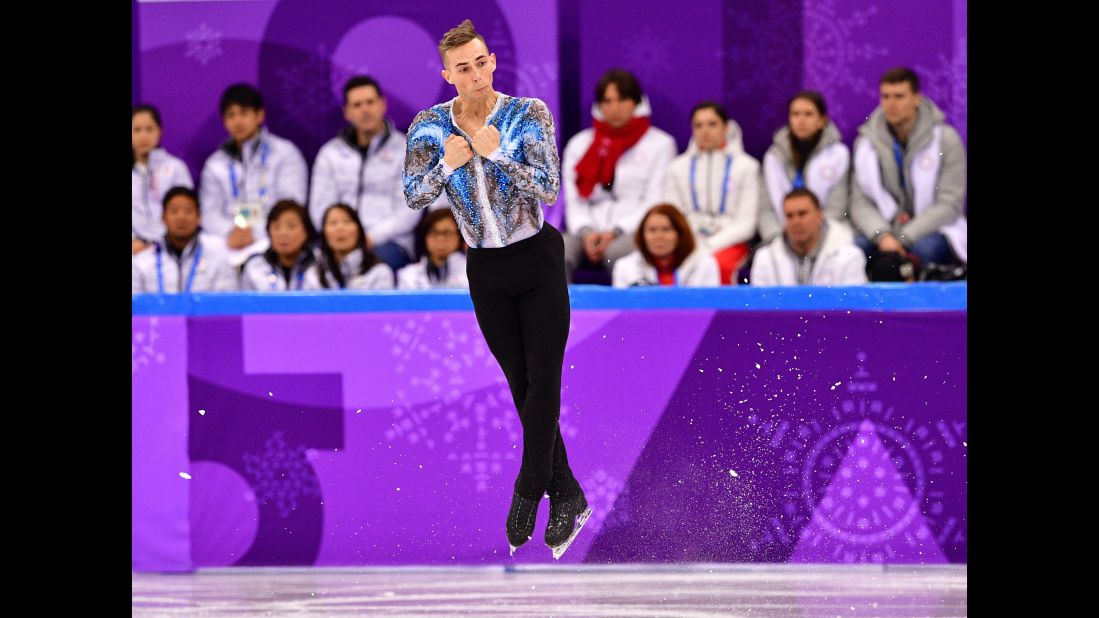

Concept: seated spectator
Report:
left=750, top=188, right=867, bottom=286
left=613, top=204, right=720, bottom=288
left=562, top=69, right=677, bottom=281
left=397, top=209, right=469, bottom=290
left=309, top=75, right=420, bottom=272
left=240, top=200, right=320, bottom=291
left=199, top=83, right=308, bottom=265
left=758, top=90, right=850, bottom=245
left=132, top=187, right=238, bottom=293
left=664, top=100, right=760, bottom=284
left=315, top=204, right=394, bottom=290
left=132, top=103, right=193, bottom=253
left=850, top=67, right=967, bottom=274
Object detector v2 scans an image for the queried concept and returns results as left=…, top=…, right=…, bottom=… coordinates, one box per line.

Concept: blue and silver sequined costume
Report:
left=403, top=93, right=560, bottom=248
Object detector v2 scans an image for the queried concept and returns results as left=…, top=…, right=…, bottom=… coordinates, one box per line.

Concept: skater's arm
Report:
left=485, top=99, right=561, bottom=204
left=403, top=109, right=452, bottom=210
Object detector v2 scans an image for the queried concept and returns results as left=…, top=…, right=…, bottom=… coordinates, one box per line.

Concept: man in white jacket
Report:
left=751, top=188, right=866, bottom=286
left=199, top=83, right=308, bottom=266
left=132, top=187, right=238, bottom=293
left=561, top=69, right=677, bottom=281
left=309, top=76, right=422, bottom=272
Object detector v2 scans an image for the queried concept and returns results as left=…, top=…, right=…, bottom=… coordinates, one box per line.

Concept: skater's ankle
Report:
left=549, top=481, right=583, bottom=502
left=514, top=488, right=543, bottom=502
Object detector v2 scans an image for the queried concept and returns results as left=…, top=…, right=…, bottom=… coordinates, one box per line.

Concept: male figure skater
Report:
left=403, top=19, right=590, bottom=559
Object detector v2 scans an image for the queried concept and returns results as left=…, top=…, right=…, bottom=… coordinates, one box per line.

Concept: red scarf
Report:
left=574, top=116, right=651, bottom=198
left=654, top=256, right=676, bottom=286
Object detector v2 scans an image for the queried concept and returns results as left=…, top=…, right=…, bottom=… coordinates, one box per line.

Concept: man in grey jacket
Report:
left=310, top=76, right=422, bottom=272
left=850, top=67, right=967, bottom=270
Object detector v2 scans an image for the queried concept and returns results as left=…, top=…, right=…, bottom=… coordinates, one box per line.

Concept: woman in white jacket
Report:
left=240, top=200, right=320, bottom=291
left=663, top=101, right=760, bottom=284
left=758, top=91, right=850, bottom=244
left=315, top=204, right=394, bottom=290
left=613, top=204, right=720, bottom=288
left=132, top=104, right=193, bottom=253
left=397, top=209, right=468, bottom=290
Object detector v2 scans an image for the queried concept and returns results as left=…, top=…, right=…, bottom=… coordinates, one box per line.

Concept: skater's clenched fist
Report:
left=471, top=125, right=500, bottom=158
left=444, top=134, right=473, bottom=169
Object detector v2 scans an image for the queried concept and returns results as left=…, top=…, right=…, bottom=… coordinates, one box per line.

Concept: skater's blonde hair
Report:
left=438, top=19, right=487, bottom=68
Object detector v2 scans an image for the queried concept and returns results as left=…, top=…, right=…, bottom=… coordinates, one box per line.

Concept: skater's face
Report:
left=442, top=39, right=496, bottom=102
left=323, top=208, right=361, bottom=255
left=344, top=84, right=386, bottom=136
left=642, top=212, right=679, bottom=259
left=162, top=194, right=200, bottom=241
left=879, top=81, right=920, bottom=128
left=788, top=97, right=826, bottom=141
left=222, top=104, right=265, bottom=144
left=426, top=217, right=461, bottom=264
left=132, top=111, right=161, bottom=159
left=691, top=108, right=726, bottom=152
left=783, top=195, right=823, bottom=247
left=599, top=84, right=637, bottom=129
left=269, top=210, right=309, bottom=260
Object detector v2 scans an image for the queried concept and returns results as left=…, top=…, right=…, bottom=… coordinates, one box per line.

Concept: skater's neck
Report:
left=454, top=92, right=498, bottom=126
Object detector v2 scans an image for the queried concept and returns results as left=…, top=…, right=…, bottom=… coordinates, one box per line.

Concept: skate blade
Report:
left=550, top=507, right=592, bottom=560
left=509, top=534, right=532, bottom=557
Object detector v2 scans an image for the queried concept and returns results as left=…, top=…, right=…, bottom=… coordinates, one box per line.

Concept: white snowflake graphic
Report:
left=439, top=386, right=522, bottom=491
left=382, top=315, right=522, bottom=491
left=443, top=387, right=519, bottom=491
left=383, top=314, right=496, bottom=399
left=132, top=317, right=166, bottom=374
left=184, top=23, right=223, bottom=66
left=242, top=431, right=321, bottom=518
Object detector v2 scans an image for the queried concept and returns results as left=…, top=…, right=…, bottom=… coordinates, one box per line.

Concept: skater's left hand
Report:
left=472, top=126, right=500, bottom=158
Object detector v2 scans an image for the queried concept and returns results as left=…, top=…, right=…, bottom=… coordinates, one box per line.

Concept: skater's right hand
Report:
left=443, top=135, right=473, bottom=170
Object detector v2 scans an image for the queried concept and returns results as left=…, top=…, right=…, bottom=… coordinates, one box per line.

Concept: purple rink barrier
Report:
left=133, top=284, right=966, bottom=571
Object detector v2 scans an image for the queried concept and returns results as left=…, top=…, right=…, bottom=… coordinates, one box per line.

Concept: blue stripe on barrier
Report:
left=132, top=282, right=966, bottom=315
